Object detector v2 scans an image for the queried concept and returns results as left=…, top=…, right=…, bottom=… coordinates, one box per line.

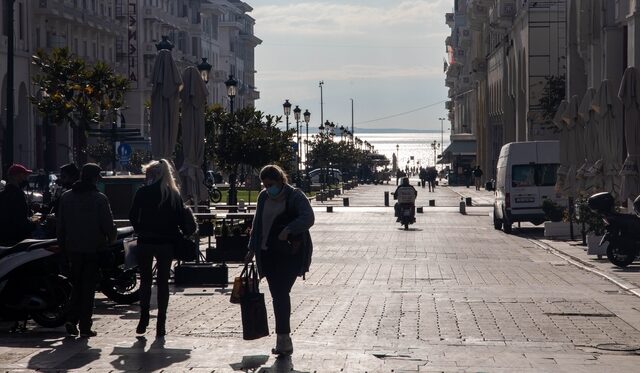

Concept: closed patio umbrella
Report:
left=554, top=100, right=569, bottom=194
left=179, top=66, right=208, bottom=204
left=592, top=79, right=624, bottom=199
left=561, top=95, right=581, bottom=197
left=150, top=49, right=183, bottom=159
left=618, top=66, right=640, bottom=202
left=577, top=88, right=598, bottom=195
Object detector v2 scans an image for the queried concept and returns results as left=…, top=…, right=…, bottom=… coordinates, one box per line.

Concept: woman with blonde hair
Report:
left=129, top=159, right=196, bottom=338
left=246, top=164, right=315, bottom=356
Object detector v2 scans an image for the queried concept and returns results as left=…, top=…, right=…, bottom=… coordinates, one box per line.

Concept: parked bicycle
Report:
left=206, top=181, right=222, bottom=203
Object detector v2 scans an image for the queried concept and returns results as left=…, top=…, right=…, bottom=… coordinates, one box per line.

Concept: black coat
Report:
left=0, top=184, right=35, bottom=245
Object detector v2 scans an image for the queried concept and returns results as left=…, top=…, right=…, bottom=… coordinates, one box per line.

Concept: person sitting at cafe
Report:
left=0, top=164, right=37, bottom=245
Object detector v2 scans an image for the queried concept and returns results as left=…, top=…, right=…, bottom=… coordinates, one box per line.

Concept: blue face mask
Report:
left=267, top=185, right=282, bottom=198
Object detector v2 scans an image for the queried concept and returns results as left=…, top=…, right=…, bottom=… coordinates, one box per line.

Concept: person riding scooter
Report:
left=393, top=177, right=417, bottom=222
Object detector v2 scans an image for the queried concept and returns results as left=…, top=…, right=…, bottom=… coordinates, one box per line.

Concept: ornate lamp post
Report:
left=293, top=105, right=301, bottom=171
left=303, top=109, right=311, bottom=171
left=197, top=58, right=212, bottom=84
left=430, top=140, right=440, bottom=168
left=283, top=99, right=292, bottom=132
left=225, top=75, right=238, bottom=113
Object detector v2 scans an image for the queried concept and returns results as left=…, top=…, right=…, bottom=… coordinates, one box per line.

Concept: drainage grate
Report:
left=544, top=312, right=616, bottom=318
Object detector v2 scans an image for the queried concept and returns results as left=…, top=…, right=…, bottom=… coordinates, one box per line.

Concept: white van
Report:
left=493, top=141, right=565, bottom=233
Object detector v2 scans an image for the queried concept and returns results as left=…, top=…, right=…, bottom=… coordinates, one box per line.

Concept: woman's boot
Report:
left=271, top=333, right=293, bottom=356
left=156, top=315, right=166, bottom=338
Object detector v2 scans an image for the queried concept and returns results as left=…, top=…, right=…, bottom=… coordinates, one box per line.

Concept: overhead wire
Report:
left=355, top=99, right=448, bottom=125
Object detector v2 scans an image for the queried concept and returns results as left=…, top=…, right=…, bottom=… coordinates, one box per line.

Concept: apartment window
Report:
left=74, top=38, right=78, bottom=53
left=83, top=0, right=86, bottom=9
left=109, top=46, right=113, bottom=62
left=93, top=42, right=97, bottom=58
left=101, top=45, right=105, bottom=60
left=92, top=0, right=96, bottom=12
left=83, top=40, right=87, bottom=56
left=100, top=3, right=104, bottom=16
left=36, top=27, right=41, bottom=48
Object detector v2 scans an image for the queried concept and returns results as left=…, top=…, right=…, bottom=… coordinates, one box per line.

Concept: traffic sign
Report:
left=117, top=143, right=132, bottom=164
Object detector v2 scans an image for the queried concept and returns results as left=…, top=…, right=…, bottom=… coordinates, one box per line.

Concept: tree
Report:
left=539, top=75, right=566, bottom=121
left=204, top=105, right=293, bottom=203
left=30, top=48, right=130, bottom=165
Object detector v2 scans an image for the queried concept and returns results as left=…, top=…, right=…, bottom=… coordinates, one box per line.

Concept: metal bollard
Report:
left=416, top=206, right=424, bottom=213
left=429, top=199, right=435, bottom=207
left=465, top=197, right=472, bottom=206
left=384, top=191, right=390, bottom=206
left=459, top=198, right=467, bottom=214
left=343, top=197, right=350, bottom=207
left=326, top=206, right=333, bottom=213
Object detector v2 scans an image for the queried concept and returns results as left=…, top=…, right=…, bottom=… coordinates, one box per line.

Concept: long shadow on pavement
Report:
left=109, top=336, right=190, bottom=371
left=27, top=337, right=101, bottom=371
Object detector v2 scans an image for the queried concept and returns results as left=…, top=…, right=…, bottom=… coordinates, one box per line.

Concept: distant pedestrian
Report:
left=464, top=167, right=472, bottom=188
left=129, top=159, right=197, bottom=338
left=50, top=163, right=79, bottom=215
left=246, top=165, right=315, bottom=356
left=0, top=164, right=36, bottom=245
left=473, top=166, right=484, bottom=191
left=427, top=167, right=438, bottom=192
left=396, top=170, right=403, bottom=186
left=419, top=167, right=427, bottom=189
left=57, top=163, right=117, bottom=338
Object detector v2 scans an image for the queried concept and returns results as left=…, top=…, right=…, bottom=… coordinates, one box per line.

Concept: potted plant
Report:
left=576, top=200, right=608, bottom=257
left=543, top=199, right=578, bottom=239
left=208, top=219, right=250, bottom=263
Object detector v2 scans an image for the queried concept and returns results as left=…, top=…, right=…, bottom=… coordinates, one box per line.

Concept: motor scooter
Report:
left=0, top=239, right=72, bottom=330
left=393, top=190, right=417, bottom=231
left=588, top=192, right=640, bottom=268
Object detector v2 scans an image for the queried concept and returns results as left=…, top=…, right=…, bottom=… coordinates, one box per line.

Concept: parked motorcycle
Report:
left=588, top=192, right=640, bottom=268
left=0, top=239, right=72, bottom=329
left=92, top=227, right=140, bottom=304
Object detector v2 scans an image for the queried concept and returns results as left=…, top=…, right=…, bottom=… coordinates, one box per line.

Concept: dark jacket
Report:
left=0, top=183, right=36, bottom=245
left=129, top=181, right=196, bottom=244
left=56, top=181, right=117, bottom=253
left=249, top=184, right=315, bottom=278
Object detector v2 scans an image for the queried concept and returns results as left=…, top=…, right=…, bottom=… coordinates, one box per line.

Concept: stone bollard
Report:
left=417, top=206, right=424, bottom=213
left=459, top=198, right=466, bottom=214
left=429, top=199, right=435, bottom=207
left=384, top=191, right=390, bottom=206
left=343, top=197, right=350, bottom=207
left=326, top=206, right=333, bottom=213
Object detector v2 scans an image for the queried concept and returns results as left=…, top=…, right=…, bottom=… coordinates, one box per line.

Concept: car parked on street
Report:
left=307, top=168, right=342, bottom=185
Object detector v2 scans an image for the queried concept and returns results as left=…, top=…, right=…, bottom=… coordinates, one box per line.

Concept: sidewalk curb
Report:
left=447, top=186, right=494, bottom=207
left=529, top=239, right=640, bottom=298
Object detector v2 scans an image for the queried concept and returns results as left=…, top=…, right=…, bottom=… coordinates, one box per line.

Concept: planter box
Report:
left=586, top=234, right=609, bottom=256
left=206, top=235, right=249, bottom=263
left=543, top=221, right=580, bottom=240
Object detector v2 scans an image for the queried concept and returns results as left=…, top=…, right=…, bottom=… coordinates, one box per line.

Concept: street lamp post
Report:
left=438, top=117, right=446, bottom=170
left=303, top=109, right=311, bottom=171
left=283, top=99, right=292, bottom=132
left=293, top=105, right=301, bottom=172
left=198, top=58, right=213, bottom=180
left=430, top=140, right=440, bottom=168
left=224, top=74, right=238, bottom=205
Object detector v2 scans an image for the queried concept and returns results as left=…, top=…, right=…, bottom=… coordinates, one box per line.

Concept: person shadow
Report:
left=27, top=337, right=101, bottom=371
left=109, top=337, right=190, bottom=371
left=229, top=355, right=309, bottom=373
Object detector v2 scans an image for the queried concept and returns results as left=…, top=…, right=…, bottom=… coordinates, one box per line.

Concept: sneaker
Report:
left=65, top=322, right=79, bottom=336
left=80, top=330, right=97, bottom=338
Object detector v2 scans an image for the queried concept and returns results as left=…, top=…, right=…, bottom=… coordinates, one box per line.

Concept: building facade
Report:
left=0, top=0, right=260, bottom=172
left=444, top=0, right=567, bottom=180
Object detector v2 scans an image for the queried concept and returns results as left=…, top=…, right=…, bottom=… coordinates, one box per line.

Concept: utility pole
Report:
left=4, top=0, right=16, bottom=175
left=350, top=98, right=354, bottom=140
left=319, top=81, right=324, bottom=128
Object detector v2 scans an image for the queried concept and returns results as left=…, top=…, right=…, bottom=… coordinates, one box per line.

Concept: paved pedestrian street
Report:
left=2, top=184, right=640, bottom=372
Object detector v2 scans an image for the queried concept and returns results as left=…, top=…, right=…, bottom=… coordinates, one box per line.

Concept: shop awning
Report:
left=438, top=140, right=476, bottom=164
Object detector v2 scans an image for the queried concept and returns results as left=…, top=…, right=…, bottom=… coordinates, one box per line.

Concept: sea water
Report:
left=357, top=132, right=450, bottom=169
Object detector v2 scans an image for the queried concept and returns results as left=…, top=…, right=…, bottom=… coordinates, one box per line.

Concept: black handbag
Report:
left=240, top=263, right=269, bottom=340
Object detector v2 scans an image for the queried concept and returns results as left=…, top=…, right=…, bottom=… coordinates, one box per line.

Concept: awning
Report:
left=442, top=140, right=476, bottom=156
left=438, top=140, right=476, bottom=164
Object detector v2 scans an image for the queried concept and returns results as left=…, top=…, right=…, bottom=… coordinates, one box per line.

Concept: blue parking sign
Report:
left=117, top=143, right=132, bottom=164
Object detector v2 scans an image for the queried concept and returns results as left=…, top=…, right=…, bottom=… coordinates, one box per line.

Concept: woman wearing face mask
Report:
left=246, top=165, right=315, bottom=356
left=129, top=159, right=196, bottom=338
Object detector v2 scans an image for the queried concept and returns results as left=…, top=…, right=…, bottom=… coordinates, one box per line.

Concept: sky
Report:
left=252, top=0, right=453, bottom=132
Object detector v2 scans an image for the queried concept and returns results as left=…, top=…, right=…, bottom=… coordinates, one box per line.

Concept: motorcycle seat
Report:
left=607, top=212, right=640, bottom=234
left=0, top=239, right=57, bottom=260
left=117, top=226, right=135, bottom=240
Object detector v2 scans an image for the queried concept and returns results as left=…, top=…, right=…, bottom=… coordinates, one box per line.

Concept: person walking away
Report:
left=0, top=164, right=37, bottom=245
left=245, top=165, right=315, bottom=356
left=393, top=177, right=418, bottom=221
left=129, top=159, right=197, bottom=338
left=57, top=163, right=116, bottom=337
left=427, top=167, right=438, bottom=192
left=463, top=167, right=472, bottom=188
left=473, top=166, right=484, bottom=191
left=419, top=167, right=427, bottom=189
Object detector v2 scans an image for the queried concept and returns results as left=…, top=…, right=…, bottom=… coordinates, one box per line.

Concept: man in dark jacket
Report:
left=0, top=164, right=36, bottom=245
left=57, top=163, right=117, bottom=337
left=50, top=163, right=79, bottom=215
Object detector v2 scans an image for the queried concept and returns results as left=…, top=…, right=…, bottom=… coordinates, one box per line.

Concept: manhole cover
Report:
left=595, top=343, right=640, bottom=352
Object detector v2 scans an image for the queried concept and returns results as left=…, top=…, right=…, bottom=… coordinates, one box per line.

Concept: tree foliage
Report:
left=307, top=134, right=389, bottom=178
left=539, top=75, right=566, bottom=121
left=204, top=105, right=293, bottom=173
left=30, top=48, right=130, bottom=163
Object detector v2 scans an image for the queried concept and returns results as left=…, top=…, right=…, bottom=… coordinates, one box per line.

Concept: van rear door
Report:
left=536, top=142, right=563, bottom=206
